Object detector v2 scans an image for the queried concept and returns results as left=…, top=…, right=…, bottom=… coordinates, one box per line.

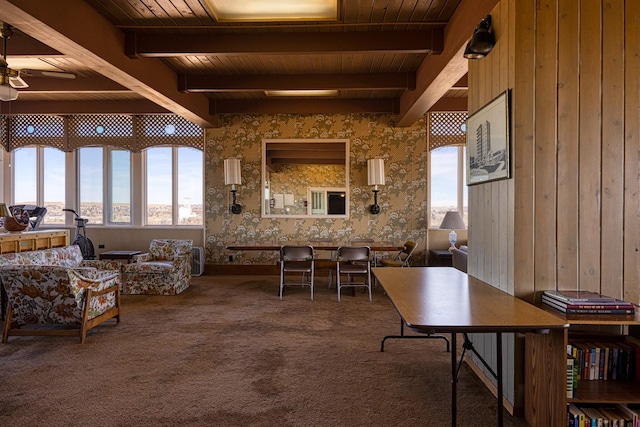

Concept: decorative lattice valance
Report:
left=1, top=114, right=204, bottom=153
left=428, top=111, right=468, bottom=151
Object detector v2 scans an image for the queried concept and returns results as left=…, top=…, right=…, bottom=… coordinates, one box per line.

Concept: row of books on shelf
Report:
left=566, top=338, right=640, bottom=398
left=568, top=403, right=640, bottom=427
left=544, top=290, right=636, bottom=315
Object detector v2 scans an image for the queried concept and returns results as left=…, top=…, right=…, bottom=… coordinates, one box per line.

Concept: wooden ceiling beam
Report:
left=125, top=29, right=443, bottom=58
left=0, top=100, right=170, bottom=115
left=179, top=73, right=416, bottom=92
left=212, top=98, right=399, bottom=114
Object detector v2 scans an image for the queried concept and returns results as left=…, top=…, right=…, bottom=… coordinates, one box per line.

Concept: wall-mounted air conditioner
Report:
left=192, top=246, right=204, bottom=276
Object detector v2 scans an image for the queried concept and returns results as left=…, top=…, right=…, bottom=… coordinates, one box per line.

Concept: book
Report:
left=542, top=295, right=636, bottom=315
left=624, top=335, right=640, bottom=381
left=544, top=290, right=619, bottom=303
left=567, top=356, right=575, bottom=398
left=614, top=404, right=638, bottom=427
left=598, top=407, right=629, bottom=427
left=569, top=403, right=586, bottom=427
left=581, top=407, right=604, bottom=427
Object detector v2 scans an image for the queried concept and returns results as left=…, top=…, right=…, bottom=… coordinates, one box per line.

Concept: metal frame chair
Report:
left=279, top=245, right=315, bottom=300
left=336, top=245, right=372, bottom=302
left=380, top=241, right=417, bottom=267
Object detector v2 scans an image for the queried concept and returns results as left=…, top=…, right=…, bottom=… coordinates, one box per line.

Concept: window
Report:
left=110, top=149, right=131, bottom=223
left=43, top=148, right=66, bottom=224
left=13, top=146, right=66, bottom=225
left=79, top=147, right=104, bottom=224
left=146, top=146, right=203, bottom=225
left=429, top=145, right=468, bottom=227
left=177, top=147, right=203, bottom=225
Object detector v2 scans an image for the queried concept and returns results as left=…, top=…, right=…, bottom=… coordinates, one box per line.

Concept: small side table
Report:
left=429, top=249, right=452, bottom=267
left=99, top=250, right=142, bottom=263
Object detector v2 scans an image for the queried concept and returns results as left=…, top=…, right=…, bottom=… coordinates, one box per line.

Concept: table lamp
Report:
left=439, top=211, right=466, bottom=251
left=224, top=158, right=242, bottom=214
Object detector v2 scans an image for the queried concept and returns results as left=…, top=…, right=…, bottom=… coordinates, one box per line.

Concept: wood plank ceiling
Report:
left=0, top=0, right=499, bottom=128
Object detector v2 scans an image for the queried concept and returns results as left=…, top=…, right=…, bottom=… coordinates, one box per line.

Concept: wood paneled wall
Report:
left=469, top=0, right=640, bottom=304
left=466, top=0, right=640, bottom=411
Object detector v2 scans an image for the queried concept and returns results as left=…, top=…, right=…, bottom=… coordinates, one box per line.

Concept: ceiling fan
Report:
left=0, top=22, right=76, bottom=102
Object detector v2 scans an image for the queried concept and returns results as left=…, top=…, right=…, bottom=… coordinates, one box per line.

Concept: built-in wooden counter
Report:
left=0, top=229, right=69, bottom=253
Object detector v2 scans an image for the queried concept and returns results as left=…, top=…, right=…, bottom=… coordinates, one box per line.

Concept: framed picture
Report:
left=466, top=90, right=511, bottom=185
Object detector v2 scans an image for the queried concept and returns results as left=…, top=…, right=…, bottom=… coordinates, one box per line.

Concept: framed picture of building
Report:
left=466, top=90, right=511, bottom=185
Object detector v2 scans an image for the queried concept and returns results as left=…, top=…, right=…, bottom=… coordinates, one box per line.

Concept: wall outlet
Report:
left=98, top=244, right=105, bottom=249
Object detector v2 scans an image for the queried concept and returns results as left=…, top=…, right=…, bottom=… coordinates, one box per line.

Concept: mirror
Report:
left=262, top=139, right=349, bottom=218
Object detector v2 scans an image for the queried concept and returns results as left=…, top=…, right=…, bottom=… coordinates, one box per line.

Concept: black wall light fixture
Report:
left=464, top=15, right=495, bottom=59
left=224, top=158, right=242, bottom=214
left=367, top=158, right=385, bottom=214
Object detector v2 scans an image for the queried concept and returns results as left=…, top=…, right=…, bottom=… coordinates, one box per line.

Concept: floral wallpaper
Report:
left=204, top=113, right=428, bottom=265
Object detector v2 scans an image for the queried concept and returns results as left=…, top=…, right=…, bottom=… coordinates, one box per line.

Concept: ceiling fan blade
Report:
left=20, top=69, right=76, bottom=79
left=9, top=74, right=28, bottom=89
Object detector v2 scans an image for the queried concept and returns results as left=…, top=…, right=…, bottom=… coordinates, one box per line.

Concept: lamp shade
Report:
left=0, top=84, right=19, bottom=102
left=367, top=158, right=385, bottom=186
left=224, top=158, right=242, bottom=186
left=0, top=203, right=10, bottom=217
left=439, top=211, right=466, bottom=230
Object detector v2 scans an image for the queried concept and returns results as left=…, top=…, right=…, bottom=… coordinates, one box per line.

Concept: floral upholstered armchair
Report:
left=121, top=239, right=193, bottom=295
left=1, top=265, right=120, bottom=343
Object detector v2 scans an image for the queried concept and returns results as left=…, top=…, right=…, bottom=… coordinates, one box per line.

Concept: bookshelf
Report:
left=526, top=304, right=640, bottom=426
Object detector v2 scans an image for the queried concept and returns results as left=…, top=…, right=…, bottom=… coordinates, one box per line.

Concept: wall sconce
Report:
left=463, top=15, right=495, bottom=59
left=367, top=158, right=385, bottom=214
left=224, top=158, right=242, bottom=214
left=439, top=211, right=466, bottom=251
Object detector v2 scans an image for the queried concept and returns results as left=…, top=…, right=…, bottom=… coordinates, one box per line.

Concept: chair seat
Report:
left=380, top=259, right=404, bottom=267
left=282, top=261, right=313, bottom=273
left=338, top=263, right=369, bottom=274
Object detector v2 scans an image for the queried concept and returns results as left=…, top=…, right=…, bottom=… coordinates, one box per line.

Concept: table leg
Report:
left=1, top=285, right=6, bottom=321
left=496, top=332, right=503, bottom=427
left=451, top=332, right=457, bottom=426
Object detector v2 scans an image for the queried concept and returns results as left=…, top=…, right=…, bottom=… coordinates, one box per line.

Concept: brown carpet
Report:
left=0, top=275, right=531, bottom=427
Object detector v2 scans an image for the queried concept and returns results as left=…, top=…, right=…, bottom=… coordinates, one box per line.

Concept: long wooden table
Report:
left=371, top=267, right=568, bottom=427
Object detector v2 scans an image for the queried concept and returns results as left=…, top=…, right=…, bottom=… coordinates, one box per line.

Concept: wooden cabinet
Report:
left=526, top=306, right=640, bottom=426
left=0, top=229, right=69, bottom=253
